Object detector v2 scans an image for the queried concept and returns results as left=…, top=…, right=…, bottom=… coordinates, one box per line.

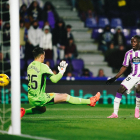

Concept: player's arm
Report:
left=49, top=61, right=68, bottom=83
left=106, top=66, right=127, bottom=85
left=106, top=51, right=130, bottom=85
left=115, top=66, right=127, bottom=79
left=49, top=73, right=63, bottom=83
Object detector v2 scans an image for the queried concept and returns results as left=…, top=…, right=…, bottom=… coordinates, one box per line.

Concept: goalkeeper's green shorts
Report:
left=28, top=93, right=56, bottom=107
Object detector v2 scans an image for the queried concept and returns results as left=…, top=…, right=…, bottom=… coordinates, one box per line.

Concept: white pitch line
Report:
left=20, top=134, right=54, bottom=140
left=0, top=130, right=54, bottom=140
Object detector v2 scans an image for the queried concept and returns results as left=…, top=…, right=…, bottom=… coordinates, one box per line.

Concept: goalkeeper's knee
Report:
left=36, top=106, right=46, bottom=113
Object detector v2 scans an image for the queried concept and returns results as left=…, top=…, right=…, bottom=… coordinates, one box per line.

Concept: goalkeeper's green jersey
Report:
left=27, top=61, right=54, bottom=103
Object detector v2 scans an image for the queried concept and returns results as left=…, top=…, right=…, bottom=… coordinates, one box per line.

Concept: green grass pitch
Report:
left=1, top=104, right=140, bottom=140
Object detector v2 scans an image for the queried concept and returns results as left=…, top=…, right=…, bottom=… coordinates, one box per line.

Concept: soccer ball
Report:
left=0, top=74, right=10, bottom=86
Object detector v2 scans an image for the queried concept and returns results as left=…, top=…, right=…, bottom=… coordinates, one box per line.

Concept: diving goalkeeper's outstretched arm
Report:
left=49, top=61, right=68, bottom=83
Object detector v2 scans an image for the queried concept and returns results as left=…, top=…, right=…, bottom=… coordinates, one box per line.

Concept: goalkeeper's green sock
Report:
left=66, top=95, right=90, bottom=104
left=25, top=107, right=44, bottom=115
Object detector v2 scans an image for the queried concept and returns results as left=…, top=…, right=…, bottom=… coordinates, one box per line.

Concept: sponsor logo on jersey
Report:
left=132, top=57, right=140, bottom=64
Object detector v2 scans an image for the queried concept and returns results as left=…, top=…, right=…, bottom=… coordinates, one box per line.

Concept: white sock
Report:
left=113, top=97, right=121, bottom=115
left=136, top=97, right=140, bottom=109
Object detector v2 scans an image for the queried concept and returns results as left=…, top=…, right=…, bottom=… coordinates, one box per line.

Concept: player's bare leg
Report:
left=54, top=93, right=68, bottom=103
left=107, top=85, right=127, bottom=118
left=135, top=84, right=140, bottom=118
left=54, top=92, right=100, bottom=106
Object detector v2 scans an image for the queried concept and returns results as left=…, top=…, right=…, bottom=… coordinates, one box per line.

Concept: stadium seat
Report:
left=20, top=59, right=25, bottom=70
left=38, top=21, right=44, bottom=29
left=122, top=29, right=130, bottom=39
left=125, top=28, right=140, bottom=44
left=98, top=17, right=110, bottom=28
left=72, top=71, right=79, bottom=77
left=27, top=59, right=34, bottom=65
left=89, top=71, right=93, bottom=77
left=130, top=29, right=140, bottom=37
left=110, top=18, right=122, bottom=28
left=85, top=18, right=97, bottom=28
left=92, top=28, right=100, bottom=39
left=56, top=60, right=61, bottom=65
left=20, top=59, right=27, bottom=76
left=71, top=59, right=84, bottom=76
left=44, top=59, right=54, bottom=69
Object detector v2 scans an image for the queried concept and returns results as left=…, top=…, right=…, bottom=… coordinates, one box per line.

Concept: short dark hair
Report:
left=32, top=47, right=44, bottom=58
left=133, top=35, right=140, bottom=42
left=66, top=24, right=72, bottom=28
left=32, top=20, right=38, bottom=25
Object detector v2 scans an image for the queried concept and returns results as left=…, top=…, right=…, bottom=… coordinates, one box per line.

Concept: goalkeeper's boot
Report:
left=21, top=108, right=25, bottom=118
left=107, top=113, right=118, bottom=118
left=135, top=108, right=139, bottom=118
left=89, top=92, right=100, bottom=107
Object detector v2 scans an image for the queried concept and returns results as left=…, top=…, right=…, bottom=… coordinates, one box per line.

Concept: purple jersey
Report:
left=123, top=49, right=140, bottom=77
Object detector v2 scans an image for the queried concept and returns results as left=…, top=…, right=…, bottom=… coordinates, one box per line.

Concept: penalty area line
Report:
left=0, top=130, right=54, bottom=140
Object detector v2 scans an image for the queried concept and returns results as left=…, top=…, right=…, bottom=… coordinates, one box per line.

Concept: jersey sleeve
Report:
left=41, top=63, right=54, bottom=78
left=122, top=51, right=130, bottom=67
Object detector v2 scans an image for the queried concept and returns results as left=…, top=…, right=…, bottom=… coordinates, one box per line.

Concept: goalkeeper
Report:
left=21, top=47, right=100, bottom=118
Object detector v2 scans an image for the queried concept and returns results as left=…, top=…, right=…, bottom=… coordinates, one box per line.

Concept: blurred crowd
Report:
left=0, top=0, right=82, bottom=77
left=1, top=0, right=137, bottom=77
left=77, top=0, right=136, bottom=76
left=98, top=25, right=130, bottom=75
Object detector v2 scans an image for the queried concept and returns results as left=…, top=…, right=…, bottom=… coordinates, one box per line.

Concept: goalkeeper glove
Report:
left=106, top=77, right=117, bottom=85
left=58, top=60, right=68, bottom=75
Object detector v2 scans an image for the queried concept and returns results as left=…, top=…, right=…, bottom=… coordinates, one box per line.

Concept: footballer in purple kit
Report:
left=106, top=35, right=140, bottom=118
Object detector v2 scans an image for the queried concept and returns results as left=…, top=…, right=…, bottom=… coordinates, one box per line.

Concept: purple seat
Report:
left=92, top=28, right=101, bottom=39
left=20, top=59, right=25, bottom=70
left=38, top=21, right=44, bottom=29
left=89, top=71, right=93, bottom=77
left=27, top=59, right=34, bottom=65
left=85, top=18, right=97, bottom=28
left=130, top=29, right=140, bottom=37
left=44, top=59, right=54, bottom=68
left=20, top=59, right=26, bottom=76
left=98, top=18, right=110, bottom=28
left=72, top=71, right=79, bottom=77
left=110, top=18, right=122, bottom=28
left=71, top=59, right=84, bottom=76
left=24, top=71, right=27, bottom=76
left=122, top=28, right=130, bottom=39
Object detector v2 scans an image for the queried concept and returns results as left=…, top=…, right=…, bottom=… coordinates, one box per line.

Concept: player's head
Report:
left=66, top=24, right=72, bottom=32
left=32, top=20, right=38, bottom=29
left=131, top=35, right=140, bottom=51
left=32, top=47, right=45, bottom=62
